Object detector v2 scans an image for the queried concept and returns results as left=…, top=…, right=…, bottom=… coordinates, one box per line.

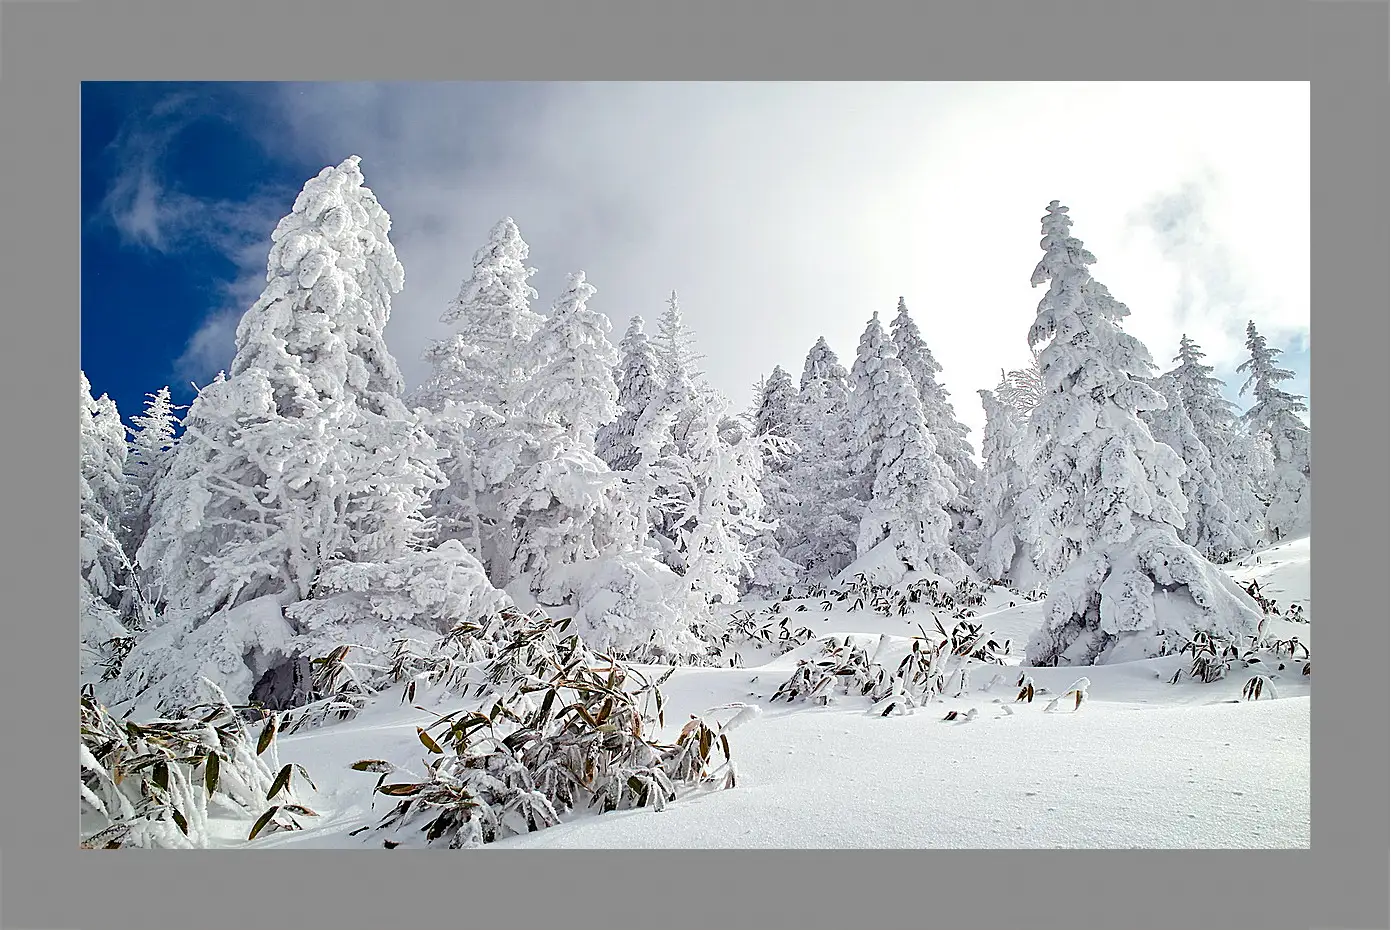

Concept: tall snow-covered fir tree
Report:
left=519, top=271, right=620, bottom=453
left=596, top=315, right=661, bottom=472
left=745, top=365, right=803, bottom=594
left=1142, top=376, right=1248, bottom=565
left=890, top=297, right=980, bottom=532
left=848, top=312, right=965, bottom=581
left=120, top=385, right=181, bottom=561
left=653, top=290, right=705, bottom=388
left=81, top=373, right=136, bottom=685
left=781, top=336, right=861, bottom=579
left=1018, top=201, right=1261, bottom=667
left=120, top=156, right=463, bottom=711
left=753, top=365, right=798, bottom=439
left=495, top=272, right=634, bottom=602
left=413, top=217, right=544, bottom=414
left=1166, top=335, right=1263, bottom=553
left=1238, top=320, right=1310, bottom=541
left=410, top=218, right=547, bottom=571
left=972, top=388, right=1031, bottom=585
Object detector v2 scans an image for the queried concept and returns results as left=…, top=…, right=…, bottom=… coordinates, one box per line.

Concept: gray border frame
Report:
left=3, top=1, right=1384, bottom=929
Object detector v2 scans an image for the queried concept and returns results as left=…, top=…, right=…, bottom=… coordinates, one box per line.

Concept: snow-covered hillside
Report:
left=221, top=537, right=1311, bottom=850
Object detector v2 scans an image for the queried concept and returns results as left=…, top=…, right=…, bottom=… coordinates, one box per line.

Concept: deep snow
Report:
left=204, top=537, right=1313, bottom=849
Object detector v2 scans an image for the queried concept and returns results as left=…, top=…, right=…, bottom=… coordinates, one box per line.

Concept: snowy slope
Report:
left=209, top=537, right=1313, bottom=850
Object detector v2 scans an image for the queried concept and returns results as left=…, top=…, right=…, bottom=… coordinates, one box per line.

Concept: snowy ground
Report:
left=242, top=537, right=1311, bottom=850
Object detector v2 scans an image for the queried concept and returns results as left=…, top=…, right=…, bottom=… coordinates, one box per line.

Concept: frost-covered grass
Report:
left=172, top=536, right=1312, bottom=850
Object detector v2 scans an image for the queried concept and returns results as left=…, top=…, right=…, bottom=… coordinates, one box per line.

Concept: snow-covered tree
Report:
left=519, top=272, right=620, bottom=453
left=81, top=373, right=135, bottom=685
left=569, top=550, right=709, bottom=661
left=413, top=217, right=543, bottom=415
left=1142, top=376, right=1248, bottom=565
left=890, top=297, right=980, bottom=511
left=1166, top=335, right=1263, bottom=553
left=782, top=336, right=861, bottom=580
left=121, top=386, right=181, bottom=558
left=1018, top=201, right=1261, bottom=667
left=753, top=365, right=798, bottom=439
left=652, top=290, right=705, bottom=387
left=476, top=271, right=636, bottom=603
left=972, top=388, right=1031, bottom=585
left=596, top=316, right=662, bottom=471
left=1238, top=321, right=1310, bottom=541
left=125, top=157, right=453, bottom=708
left=848, top=313, right=965, bottom=581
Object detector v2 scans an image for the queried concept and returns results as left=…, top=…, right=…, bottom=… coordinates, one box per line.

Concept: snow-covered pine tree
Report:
left=781, top=337, right=861, bottom=579
left=1238, top=320, right=1311, bottom=541
left=122, top=157, right=458, bottom=711
left=653, top=290, right=705, bottom=388
left=1166, top=335, right=1263, bottom=553
left=81, top=373, right=135, bottom=685
left=848, top=312, right=966, bottom=581
left=496, top=272, right=634, bottom=603
left=972, top=388, right=1031, bottom=585
left=890, top=297, right=980, bottom=543
left=1142, top=373, right=1248, bottom=564
left=121, top=386, right=181, bottom=562
left=596, top=315, right=662, bottom=472
left=410, top=218, right=546, bottom=571
left=745, top=365, right=803, bottom=594
left=1019, top=201, right=1261, bottom=667
left=753, top=365, right=798, bottom=439
left=414, top=217, right=544, bottom=415
left=519, top=271, right=620, bottom=453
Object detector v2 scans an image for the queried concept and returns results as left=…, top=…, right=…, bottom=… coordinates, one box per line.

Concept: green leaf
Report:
left=377, top=783, right=425, bottom=797
left=151, top=760, right=170, bottom=792
left=248, top=806, right=279, bottom=841
left=171, top=809, right=189, bottom=835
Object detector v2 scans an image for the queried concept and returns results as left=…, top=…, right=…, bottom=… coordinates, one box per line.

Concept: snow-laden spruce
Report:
left=1166, top=335, right=1263, bottom=554
left=890, top=298, right=979, bottom=525
left=849, top=312, right=966, bottom=582
left=972, top=388, right=1031, bottom=585
left=519, top=271, right=620, bottom=454
left=745, top=365, right=804, bottom=593
left=1019, top=201, right=1261, bottom=667
left=753, top=365, right=798, bottom=439
left=121, top=385, right=181, bottom=561
left=1238, top=321, right=1310, bottom=542
left=596, top=315, right=662, bottom=471
left=119, top=157, right=472, bottom=711
left=1143, top=375, right=1248, bottom=565
left=81, top=373, right=136, bottom=685
left=454, top=271, right=635, bottom=605
left=653, top=290, right=705, bottom=388
left=780, top=336, right=861, bottom=580
left=414, top=217, right=544, bottom=415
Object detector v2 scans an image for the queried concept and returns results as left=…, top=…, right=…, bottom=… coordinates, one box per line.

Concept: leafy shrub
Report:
left=80, top=681, right=315, bottom=849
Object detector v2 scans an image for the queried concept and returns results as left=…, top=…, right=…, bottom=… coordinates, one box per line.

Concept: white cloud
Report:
left=178, top=81, right=1311, bottom=445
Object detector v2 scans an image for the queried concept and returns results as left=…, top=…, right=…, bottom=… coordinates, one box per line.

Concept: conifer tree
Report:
left=1238, top=321, right=1310, bottom=541
left=1018, top=201, right=1260, bottom=667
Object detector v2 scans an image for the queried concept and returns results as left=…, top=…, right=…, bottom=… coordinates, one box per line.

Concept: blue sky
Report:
left=81, top=82, right=1311, bottom=438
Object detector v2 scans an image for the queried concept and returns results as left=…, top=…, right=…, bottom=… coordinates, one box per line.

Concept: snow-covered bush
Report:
left=81, top=681, right=315, bottom=849
left=368, top=615, right=741, bottom=848
left=569, top=549, right=711, bottom=661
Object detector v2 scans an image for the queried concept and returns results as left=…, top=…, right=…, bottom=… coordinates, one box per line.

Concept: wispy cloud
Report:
left=105, top=82, right=1311, bottom=443
left=95, top=92, right=290, bottom=384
